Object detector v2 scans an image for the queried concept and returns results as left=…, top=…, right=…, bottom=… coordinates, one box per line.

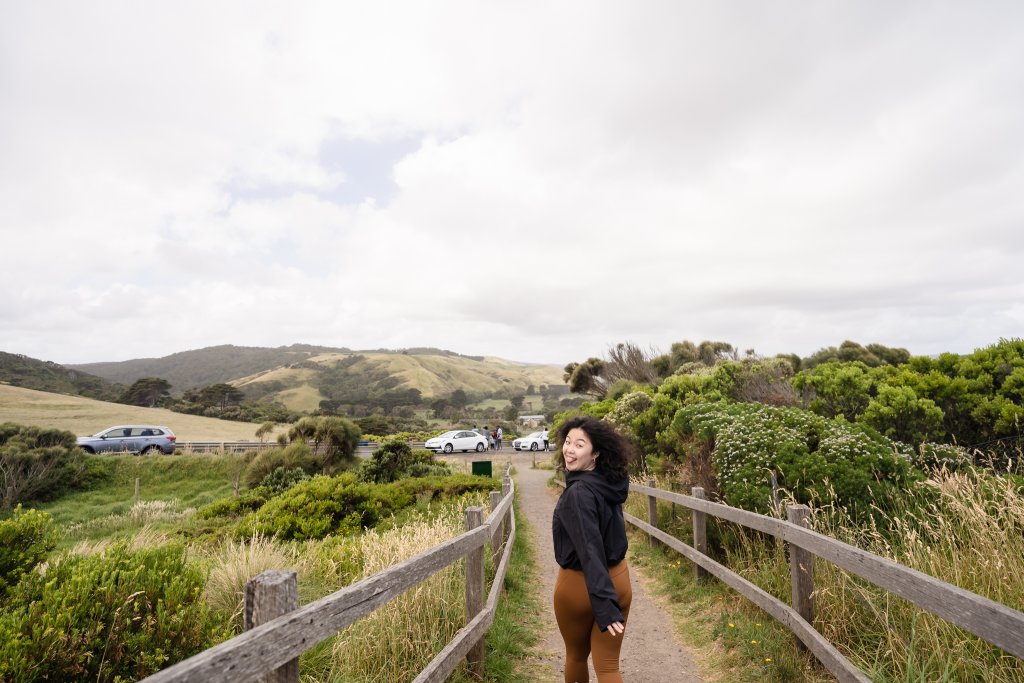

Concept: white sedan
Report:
left=425, top=430, right=488, bottom=454
left=513, top=431, right=547, bottom=452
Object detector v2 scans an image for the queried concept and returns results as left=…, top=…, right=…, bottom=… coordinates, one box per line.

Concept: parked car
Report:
left=513, top=431, right=547, bottom=452
left=424, top=430, right=488, bottom=454
left=77, top=425, right=177, bottom=455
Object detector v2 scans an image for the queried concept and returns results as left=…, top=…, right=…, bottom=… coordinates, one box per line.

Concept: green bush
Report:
left=242, top=474, right=497, bottom=541
left=241, top=442, right=318, bottom=489
left=673, top=402, right=920, bottom=520
left=0, top=506, right=58, bottom=600
left=287, top=415, right=361, bottom=472
left=0, top=542, right=230, bottom=682
left=0, top=422, right=87, bottom=507
left=260, top=466, right=309, bottom=493
left=195, top=486, right=272, bottom=519
left=358, top=440, right=450, bottom=483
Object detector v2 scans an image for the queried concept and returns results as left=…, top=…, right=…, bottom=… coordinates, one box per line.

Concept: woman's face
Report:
left=563, top=427, right=598, bottom=472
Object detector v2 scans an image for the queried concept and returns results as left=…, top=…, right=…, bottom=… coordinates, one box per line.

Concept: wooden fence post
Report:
left=692, top=487, right=709, bottom=582
left=244, top=570, right=299, bottom=683
left=134, top=477, right=140, bottom=502
left=788, top=504, right=815, bottom=641
left=465, top=506, right=485, bottom=676
left=646, top=479, right=658, bottom=548
left=489, top=491, right=503, bottom=569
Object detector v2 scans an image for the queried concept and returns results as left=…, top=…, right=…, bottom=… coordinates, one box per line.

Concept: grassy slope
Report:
left=36, top=455, right=240, bottom=539
left=233, top=351, right=563, bottom=411
left=0, top=384, right=284, bottom=440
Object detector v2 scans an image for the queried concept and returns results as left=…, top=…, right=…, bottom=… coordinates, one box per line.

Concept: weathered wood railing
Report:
left=627, top=480, right=1024, bottom=683
left=142, top=466, right=515, bottom=683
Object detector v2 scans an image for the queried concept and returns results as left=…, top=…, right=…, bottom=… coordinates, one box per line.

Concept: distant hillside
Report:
left=233, top=351, right=563, bottom=410
left=66, top=344, right=565, bottom=412
left=68, top=344, right=352, bottom=394
left=0, top=351, right=121, bottom=401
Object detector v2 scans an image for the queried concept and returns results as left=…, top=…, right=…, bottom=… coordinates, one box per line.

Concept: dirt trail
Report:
left=508, top=454, right=705, bottom=683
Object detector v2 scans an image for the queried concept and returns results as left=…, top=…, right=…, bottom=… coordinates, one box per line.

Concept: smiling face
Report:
left=563, top=427, right=598, bottom=472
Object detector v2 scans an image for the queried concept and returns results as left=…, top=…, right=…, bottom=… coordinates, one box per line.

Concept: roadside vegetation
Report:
left=556, top=337, right=1024, bottom=682
left=0, top=419, right=528, bottom=682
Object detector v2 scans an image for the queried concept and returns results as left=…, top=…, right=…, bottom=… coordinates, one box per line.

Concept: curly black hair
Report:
left=556, top=415, right=636, bottom=482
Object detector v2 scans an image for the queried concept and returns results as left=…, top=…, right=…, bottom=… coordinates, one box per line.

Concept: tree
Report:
left=197, top=383, right=245, bottom=409
left=255, top=422, right=276, bottom=443
left=287, top=416, right=360, bottom=472
left=604, top=342, right=659, bottom=385
left=793, top=362, right=873, bottom=421
left=563, top=358, right=607, bottom=398
left=121, top=377, right=171, bottom=408
left=510, top=395, right=525, bottom=410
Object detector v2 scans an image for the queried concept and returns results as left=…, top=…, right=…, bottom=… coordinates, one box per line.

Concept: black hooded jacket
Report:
left=552, top=470, right=630, bottom=630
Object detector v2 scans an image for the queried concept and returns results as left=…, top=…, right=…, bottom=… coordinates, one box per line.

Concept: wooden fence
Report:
left=141, top=465, right=515, bottom=683
left=626, top=480, right=1024, bottom=683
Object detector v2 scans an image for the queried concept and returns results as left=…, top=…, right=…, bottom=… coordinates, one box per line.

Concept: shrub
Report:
left=287, top=415, right=360, bottom=472
left=673, top=401, right=920, bottom=519
left=242, top=474, right=497, bottom=541
left=0, top=422, right=86, bottom=507
left=241, top=473, right=389, bottom=540
left=0, top=542, right=230, bottom=682
left=0, top=506, right=58, bottom=600
left=241, top=442, right=318, bottom=489
left=259, top=466, right=309, bottom=493
left=358, top=440, right=450, bottom=484
left=196, top=486, right=272, bottom=519
left=858, top=384, right=945, bottom=444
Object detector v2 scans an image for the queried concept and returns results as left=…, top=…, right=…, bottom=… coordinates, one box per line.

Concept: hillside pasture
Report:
left=0, top=384, right=285, bottom=441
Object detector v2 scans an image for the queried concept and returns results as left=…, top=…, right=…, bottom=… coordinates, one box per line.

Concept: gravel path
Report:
left=508, top=454, right=705, bottom=683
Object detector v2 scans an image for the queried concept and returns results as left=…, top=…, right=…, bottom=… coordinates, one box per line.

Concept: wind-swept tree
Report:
left=121, top=377, right=171, bottom=408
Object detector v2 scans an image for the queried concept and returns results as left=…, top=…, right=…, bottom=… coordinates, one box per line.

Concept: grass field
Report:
left=0, top=383, right=285, bottom=440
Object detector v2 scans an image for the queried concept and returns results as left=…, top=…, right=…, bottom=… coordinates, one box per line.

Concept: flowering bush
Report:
left=672, top=402, right=920, bottom=517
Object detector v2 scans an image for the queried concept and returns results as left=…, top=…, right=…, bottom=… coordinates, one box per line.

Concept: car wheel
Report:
left=476, top=443, right=485, bottom=452
left=530, top=443, right=538, bottom=451
left=81, top=446, right=95, bottom=454
left=444, top=443, right=453, bottom=453
left=143, top=445, right=162, bottom=455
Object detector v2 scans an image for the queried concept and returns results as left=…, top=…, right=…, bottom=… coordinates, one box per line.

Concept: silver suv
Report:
left=77, top=425, right=177, bottom=455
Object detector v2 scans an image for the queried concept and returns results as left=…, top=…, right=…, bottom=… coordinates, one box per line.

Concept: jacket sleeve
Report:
left=562, top=484, right=623, bottom=630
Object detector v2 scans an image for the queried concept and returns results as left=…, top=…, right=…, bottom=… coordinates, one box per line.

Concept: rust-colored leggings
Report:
left=553, top=560, right=632, bottom=683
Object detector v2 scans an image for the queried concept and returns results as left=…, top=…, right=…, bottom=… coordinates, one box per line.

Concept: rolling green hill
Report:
left=67, top=344, right=347, bottom=394
left=0, top=351, right=121, bottom=401
left=64, top=344, right=565, bottom=412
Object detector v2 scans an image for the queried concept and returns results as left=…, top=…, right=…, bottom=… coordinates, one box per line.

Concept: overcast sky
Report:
left=2, top=1, right=1023, bottom=367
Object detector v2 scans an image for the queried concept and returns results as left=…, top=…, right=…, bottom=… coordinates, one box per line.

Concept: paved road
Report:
left=509, top=454, right=705, bottom=683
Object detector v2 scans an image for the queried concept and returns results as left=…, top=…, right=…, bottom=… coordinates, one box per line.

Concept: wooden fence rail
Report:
left=627, top=480, right=1024, bottom=682
left=142, top=466, right=515, bottom=683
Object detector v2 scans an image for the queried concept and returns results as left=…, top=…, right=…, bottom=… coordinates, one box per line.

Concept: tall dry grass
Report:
left=306, top=493, right=489, bottom=683
left=714, top=467, right=1024, bottom=681
left=201, top=533, right=298, bottom=626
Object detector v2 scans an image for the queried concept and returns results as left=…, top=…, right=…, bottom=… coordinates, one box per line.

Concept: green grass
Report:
left=35, top=453, right=244, bottom=547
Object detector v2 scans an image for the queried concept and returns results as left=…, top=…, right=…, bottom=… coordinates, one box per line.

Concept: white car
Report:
left=425, top=430, right=488, bottom=454
left=513, top=431, right=547, bottom=452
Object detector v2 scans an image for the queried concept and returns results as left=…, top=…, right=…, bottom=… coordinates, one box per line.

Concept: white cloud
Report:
left=1, top=1, right=1023, bottom=366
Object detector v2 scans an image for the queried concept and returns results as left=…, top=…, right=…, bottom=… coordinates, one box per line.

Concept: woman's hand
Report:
left=606, top=621, right=625, bottom=636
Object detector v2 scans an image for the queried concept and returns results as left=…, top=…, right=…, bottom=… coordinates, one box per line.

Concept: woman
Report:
left=552, top=415, right=635, bottom=683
